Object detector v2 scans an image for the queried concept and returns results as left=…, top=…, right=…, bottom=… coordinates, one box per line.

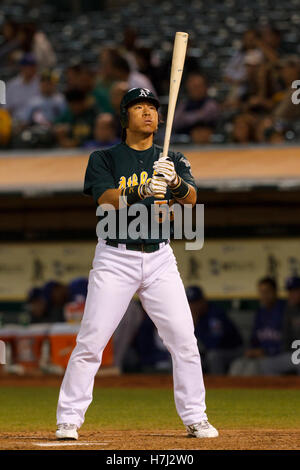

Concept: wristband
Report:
left=170, top=176, right=190, bottom=200
left=121, top=185, right=145, bottom=206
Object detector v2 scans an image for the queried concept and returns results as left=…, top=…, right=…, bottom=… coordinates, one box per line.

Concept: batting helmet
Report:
left=120, top=87, right=160, bottom=129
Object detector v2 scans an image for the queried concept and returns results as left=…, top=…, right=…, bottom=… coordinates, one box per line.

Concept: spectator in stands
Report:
left=72, top=61, right=110, bottom=112
left=120, top=27, right=139, bottom=71
left=186, top=286, right=243, bottom=374
left=5, top=53, right=40, bottom=123
left=0, top=18, right=20, bottom=66
left=65, top=61, right=112, bottom=113
left=257, top=25, right=284, bottom=65
left=173, top=72, right=220, bottom=142
left=224, top=29, right=260, bottom=102
left=110, top=81, right=128, bottom=137
left=241, top=49, right=274, bottom=115
left=254, top=57, right=300, bottom=143
left=82, top=113, right=120, bottom=149
left=26, top=287, right=48, bottom=324
left=42, top=281, right=68, bottom=323
left=54, top=89, right=99, bottom=147
left=65, top=62, right=83, bottom=90
left=157, top=41, right=200, bottom=96
left=110, top=53, right=156, bottom=94
left=95, top=48, right=120, bottom=113
left=134, top=47, right=160, bottom=95
left=230, top=277, right=287, bottom=375
left=231, top=113, right=256, bottom=143
left=18, top=21, right=56, bottom=69
left=23, top=69, right=66, bottom=127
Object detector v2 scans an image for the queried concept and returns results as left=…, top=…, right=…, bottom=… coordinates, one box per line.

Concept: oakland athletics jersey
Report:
left=83, top=142, right=197, bottom=244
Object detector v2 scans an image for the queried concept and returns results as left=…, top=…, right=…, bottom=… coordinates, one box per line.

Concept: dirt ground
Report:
left=1, top=374, right=300, bottom=450
left=0, top=429, right=299, bottom=450
left=1, top=373, right=300, bottom=389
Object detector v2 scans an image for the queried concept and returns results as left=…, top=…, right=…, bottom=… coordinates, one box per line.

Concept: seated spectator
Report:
left=65, top=62, right=83, bottom=90
left=0, top=18, right=20, bottom=66
left=241, top=49, right=274, bottom=115
left=42, top=281, right=68, bottom=323
left=190, top=125, right=215, bottom=145
left=254, top=57, right=300, bottom=143
left=110, top=53, right=156, bottom=94
left=186, top=286, right=243, bottom=374
left=95, top=48, right=120, bottom=113
left=5, top=53, right=40, bottom=123
left=23, top=69, right=66, bottom=127
left=231, top=113, right=254, bottom=143
left=18, top=21, right=56, bottom=69
left=257, top=25, right=284, bottom=65
left=224, top=29, right=260, bottom=101
left=54, top=89, right=100, bottom=148
left=230, top=277, right=289, bottom=376
left=26, top=287, right=48, bottom=324
left=110, top=81, right=128, bottom=137
left=173, top=72, right=220, bottom=139
left=74, top=61, right=113, bottom=113
left=82, top=113, right=120, bottom=149
left=134, top=47, right=160, bottom=94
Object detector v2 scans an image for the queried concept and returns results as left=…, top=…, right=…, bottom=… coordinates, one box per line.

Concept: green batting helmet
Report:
left=120, top=87, right=160, bottom=129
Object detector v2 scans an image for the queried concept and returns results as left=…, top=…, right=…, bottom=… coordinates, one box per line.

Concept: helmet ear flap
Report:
left=120, top=107, right=128, bottom=129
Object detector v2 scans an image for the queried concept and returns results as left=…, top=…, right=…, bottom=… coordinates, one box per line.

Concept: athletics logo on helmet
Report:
left=120, top=87, right=160, bottom=130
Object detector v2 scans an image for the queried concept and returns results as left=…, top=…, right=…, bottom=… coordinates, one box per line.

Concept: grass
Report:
left=0, top=387, right=299, bottom=432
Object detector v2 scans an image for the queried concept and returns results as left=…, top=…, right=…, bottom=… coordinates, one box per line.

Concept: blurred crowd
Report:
left=25, top=274, right=300, bottom=376
left=1, top=19, right=300, bottom=149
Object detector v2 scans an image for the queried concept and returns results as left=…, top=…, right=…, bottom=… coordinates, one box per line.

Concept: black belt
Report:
left=105, top=241, right=168, bottom=253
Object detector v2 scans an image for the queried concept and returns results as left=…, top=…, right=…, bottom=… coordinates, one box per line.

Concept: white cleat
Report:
left=56, top=423, right=78, bottom=440
left=186, top=420, right=219, bottom=438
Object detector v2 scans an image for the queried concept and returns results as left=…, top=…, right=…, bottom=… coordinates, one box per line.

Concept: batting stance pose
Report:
left=56, top=88, right=218, bottom=440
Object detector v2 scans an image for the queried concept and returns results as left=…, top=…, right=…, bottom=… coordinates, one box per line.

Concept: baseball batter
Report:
left=56, top=88, right=218, bottom=440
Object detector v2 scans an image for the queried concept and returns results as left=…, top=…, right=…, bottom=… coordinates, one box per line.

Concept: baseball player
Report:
left=56, top=88, right=218, bottom=440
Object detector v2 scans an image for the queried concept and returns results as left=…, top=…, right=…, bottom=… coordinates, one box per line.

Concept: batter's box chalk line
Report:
left=35, top=442, right=110, bottom=447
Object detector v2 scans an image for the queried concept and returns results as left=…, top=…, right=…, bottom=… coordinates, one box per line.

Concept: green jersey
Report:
left=83, top=142, right=197, bottom=244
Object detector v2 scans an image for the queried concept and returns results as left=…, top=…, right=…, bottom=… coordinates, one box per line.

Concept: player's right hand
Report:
left=141, top=175, right=168, bottom=198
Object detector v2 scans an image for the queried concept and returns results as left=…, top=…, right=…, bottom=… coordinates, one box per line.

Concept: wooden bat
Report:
left=155, top=31, right=189, bottom=198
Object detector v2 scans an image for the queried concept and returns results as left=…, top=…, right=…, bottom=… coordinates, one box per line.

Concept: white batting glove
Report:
left=141, top=175, right=168, bottom=198
left=153, top=155, right=179, bottom=187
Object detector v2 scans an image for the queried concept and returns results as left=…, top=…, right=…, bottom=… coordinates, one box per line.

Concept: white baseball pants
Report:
left=57, top=240, right=207, bottom=427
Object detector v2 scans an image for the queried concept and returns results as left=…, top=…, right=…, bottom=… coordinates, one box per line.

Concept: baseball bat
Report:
left=155, top=31, right=189, bottom=198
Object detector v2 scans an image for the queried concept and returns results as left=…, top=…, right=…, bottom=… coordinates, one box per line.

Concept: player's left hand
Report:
left=153, top=155, right=179, bottom=187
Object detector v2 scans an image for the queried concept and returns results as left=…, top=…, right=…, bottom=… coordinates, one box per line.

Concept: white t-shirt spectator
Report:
left=23, top=93, right=66, bottom=126
left=128, top=71, right=156, bottom=95
left=6, top=74, right=40, bottom=122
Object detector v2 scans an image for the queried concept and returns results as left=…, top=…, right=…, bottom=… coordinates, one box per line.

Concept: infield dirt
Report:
left=1, top=375, right=299, bottom=450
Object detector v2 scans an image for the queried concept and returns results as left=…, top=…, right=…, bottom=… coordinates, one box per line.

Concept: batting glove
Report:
left=153, top=155, right=179, bottom=187
left=140, top=175, right=168, bottom=198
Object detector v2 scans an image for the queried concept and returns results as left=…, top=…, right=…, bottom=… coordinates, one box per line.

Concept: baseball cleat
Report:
left=56, top=423, right=78, bottom=440
left=186, top=420, right=219, bottom=438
